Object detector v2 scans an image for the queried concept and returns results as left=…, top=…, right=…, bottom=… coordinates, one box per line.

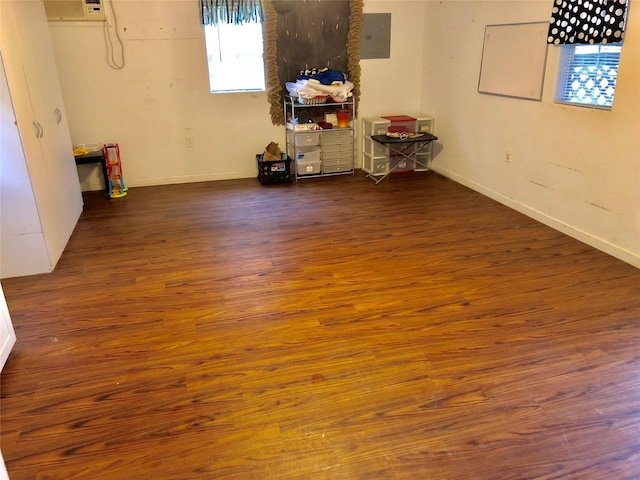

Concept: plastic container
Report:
left=336, top=109, right=350, bottom=128
left=363, top=136, right=389, bottom=157
left=390, top=157, right=415, bottom=174
left=362, top=153, right=390, bottom=176
left=362, top=118, right=391, bottom=136
left=293, top=131, right=321, bottom=146
left=256, top=153, right=292, bottom=185
left=382, top=115, right=417, bottom=134
left=295, top=145, right=321, bottom=163
left=296, top=159, right=322, bottom=175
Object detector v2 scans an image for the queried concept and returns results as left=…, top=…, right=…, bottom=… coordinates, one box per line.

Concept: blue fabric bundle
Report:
left=298, top=68, right=346, bottom=86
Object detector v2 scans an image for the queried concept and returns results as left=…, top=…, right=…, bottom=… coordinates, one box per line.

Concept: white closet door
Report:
left=9, top=0, right=83, bottom=265
left=0, top=283, right=16, bottom=370
left=0, top=450, right=8, bottom=480
left=0, top=52, right=51, bottom=278
left=0, top=0, right=83, bottom=277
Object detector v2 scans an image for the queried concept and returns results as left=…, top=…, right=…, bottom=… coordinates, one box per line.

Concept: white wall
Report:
left=359, top=1, right=426, bottom=119
left=47, top=0, right=638, bottom=266
left=422, top=1, right=640, bottom=267
left=49, top=0, right=282, bottom=188
left=49, top=0, right=424, bottom=189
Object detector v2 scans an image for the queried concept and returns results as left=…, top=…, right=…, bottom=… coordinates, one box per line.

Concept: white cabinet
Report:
left=0, top=0, right=83, bottom=278
left=0, top=284, right=16, bottom=480
left=0, top=284, right=16, bottom=370
left=284, top=97, right=355, bottom=180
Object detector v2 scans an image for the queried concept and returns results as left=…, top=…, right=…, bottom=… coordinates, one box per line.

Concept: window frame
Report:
left=555, top=43, right=623, bottom=110
left=203, top=20, right=266, bottom=94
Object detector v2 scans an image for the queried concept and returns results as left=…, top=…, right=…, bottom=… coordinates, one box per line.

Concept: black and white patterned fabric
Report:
left=547, top=0, right=629, bottom=44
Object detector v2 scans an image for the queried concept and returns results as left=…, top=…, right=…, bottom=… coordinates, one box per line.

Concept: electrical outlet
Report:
left=505, top=148, right=512, bottom=163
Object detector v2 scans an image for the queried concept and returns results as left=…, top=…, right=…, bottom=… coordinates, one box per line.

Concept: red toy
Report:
left=104, top=143, right=127, bottom=198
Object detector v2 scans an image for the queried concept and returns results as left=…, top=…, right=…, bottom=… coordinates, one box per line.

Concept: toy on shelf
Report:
left=104, top=143, right=127, bottom=198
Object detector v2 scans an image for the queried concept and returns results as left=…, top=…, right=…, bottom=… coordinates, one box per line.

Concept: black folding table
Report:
left=369, top=132, right=438, bottom=184
left=74, top=149, right=110, bottom=198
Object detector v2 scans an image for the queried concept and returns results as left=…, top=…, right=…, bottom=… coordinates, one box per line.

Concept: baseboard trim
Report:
left=80, top=172, right=256, bottom=192
left=431, top=165, right=639, bottom=269
left=126, top=172, right=256, bottom=188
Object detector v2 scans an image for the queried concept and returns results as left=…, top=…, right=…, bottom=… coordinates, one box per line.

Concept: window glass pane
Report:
left=557, top=44, right=622, bottom=108
left=204, top=22, right=265, bottom=93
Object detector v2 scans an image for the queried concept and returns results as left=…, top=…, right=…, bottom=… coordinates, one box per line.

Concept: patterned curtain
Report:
left=547, top=0, right=630, bottom=45
left=200, top=0, right=263, bottom=25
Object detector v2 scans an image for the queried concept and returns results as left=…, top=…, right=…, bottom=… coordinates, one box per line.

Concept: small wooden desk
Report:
left=369, top=133, right=438, bottom=184
left=74, top=149, right=110, bottom=198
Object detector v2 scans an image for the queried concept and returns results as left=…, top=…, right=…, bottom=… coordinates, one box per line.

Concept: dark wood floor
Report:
left=1, top=170, right=639, bottom=479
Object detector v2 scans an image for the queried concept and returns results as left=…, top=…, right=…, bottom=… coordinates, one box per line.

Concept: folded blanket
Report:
left=307, top=79, right=354, bottom=102
left=286, top=79, right=354, bottom=102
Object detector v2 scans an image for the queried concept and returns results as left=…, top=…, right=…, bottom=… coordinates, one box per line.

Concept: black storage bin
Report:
left=257, top=154, right=292, bottom=185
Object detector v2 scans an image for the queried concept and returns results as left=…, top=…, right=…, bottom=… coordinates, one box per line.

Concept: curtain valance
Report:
left=200, top=0, right=263, bottom=26
left=547, top=0, right=629, bottom=45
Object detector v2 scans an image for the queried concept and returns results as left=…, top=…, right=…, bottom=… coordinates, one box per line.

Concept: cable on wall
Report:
left=103, top=0, right=125, bottom=69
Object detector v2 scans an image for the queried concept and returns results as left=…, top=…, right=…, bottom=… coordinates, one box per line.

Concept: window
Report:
left=556, top=43, right=623, bottom=109
left=204, top=21, right=265, bottom=93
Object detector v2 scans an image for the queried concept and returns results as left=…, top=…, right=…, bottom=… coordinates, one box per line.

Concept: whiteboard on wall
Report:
left=478, top=22, right=549, bottom=101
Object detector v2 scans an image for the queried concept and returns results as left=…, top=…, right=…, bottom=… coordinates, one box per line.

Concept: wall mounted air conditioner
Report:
left=44, top=0, right=106, bottom=22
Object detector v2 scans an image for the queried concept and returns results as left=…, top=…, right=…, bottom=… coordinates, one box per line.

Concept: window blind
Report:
left=558, top=44, right=622, bottom=107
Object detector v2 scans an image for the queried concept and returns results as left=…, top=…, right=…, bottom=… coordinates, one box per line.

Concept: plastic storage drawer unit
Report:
left=323, top=157, right=353, bottom=173
left=362, top=117, right=391, bottom=137
left=415, top=115, right=435, bottom=134
left=320, top=129, right=353, bottom=146
left=390, top=157, right=415, bottom=174
left=362, top=153, right=390, bottom=176
left=294, top=131, right=321, bottom=146
left=295, top=146, right=322, bottom=175
left=363, top=136, right=389, bottom=157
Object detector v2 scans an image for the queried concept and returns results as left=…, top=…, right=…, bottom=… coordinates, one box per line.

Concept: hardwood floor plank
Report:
left=1, top=171, right=639, bottom=479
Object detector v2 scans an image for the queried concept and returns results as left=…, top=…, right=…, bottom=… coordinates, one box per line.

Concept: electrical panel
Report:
left=44, top=0, right=105, bottom=22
